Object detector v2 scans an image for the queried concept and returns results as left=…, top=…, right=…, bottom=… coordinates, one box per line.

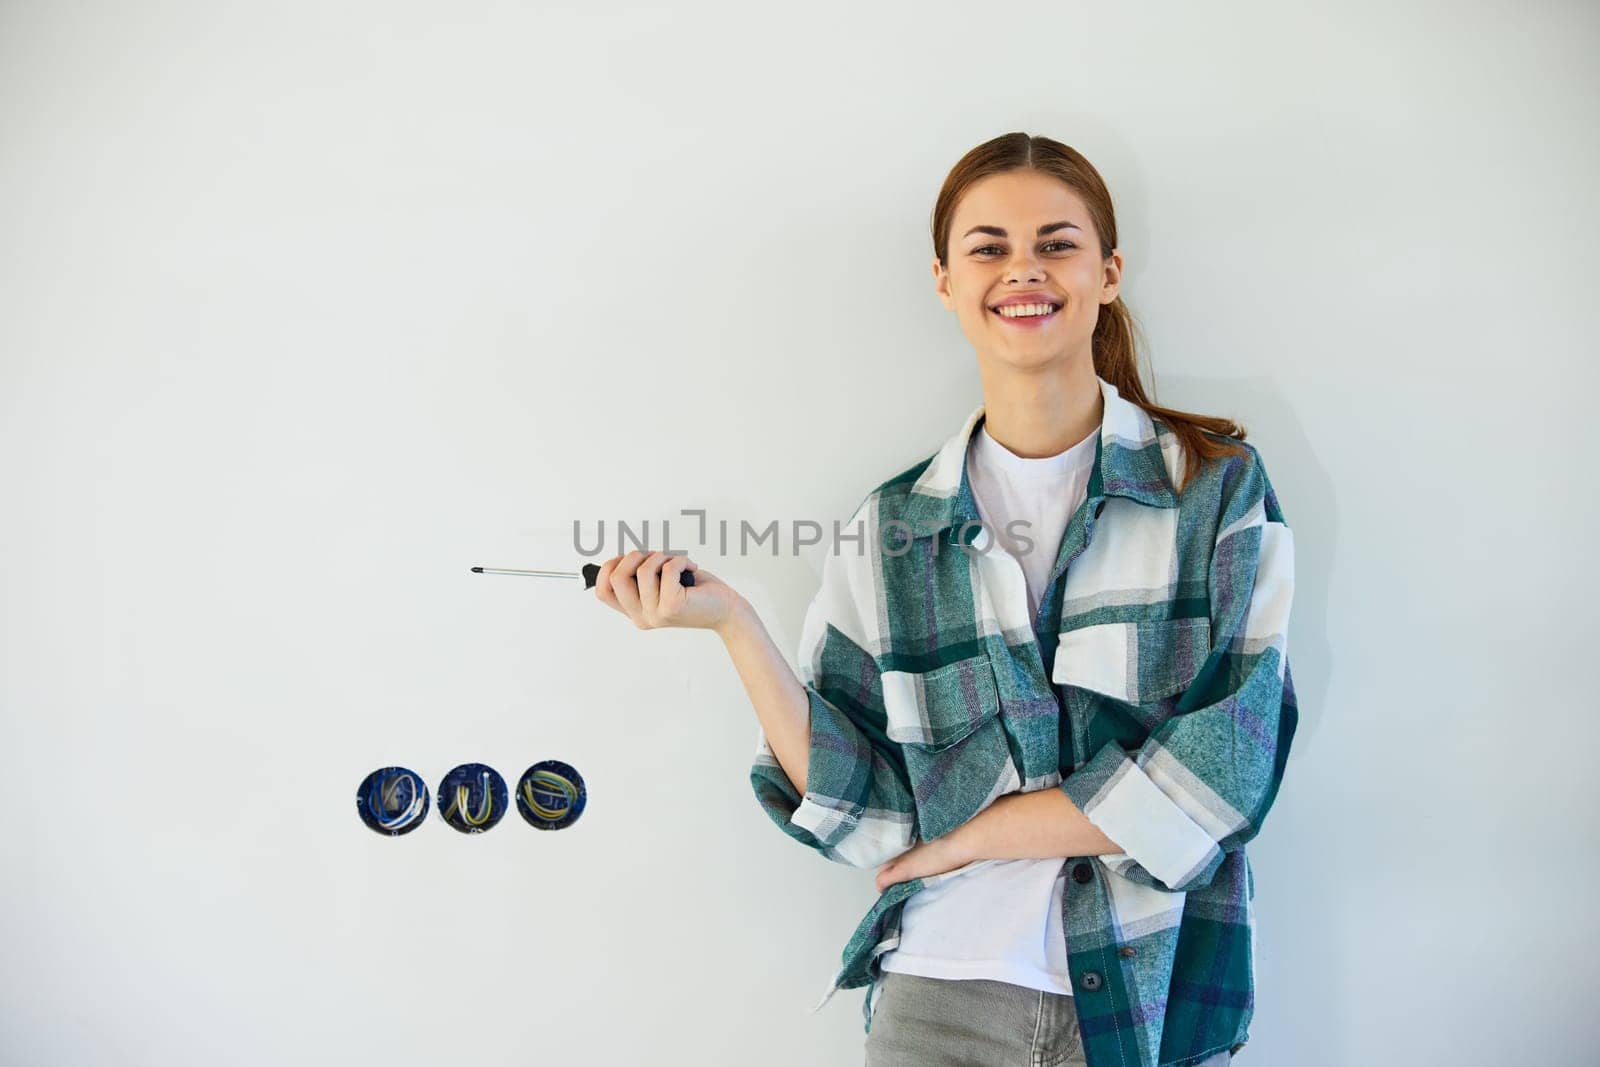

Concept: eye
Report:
left=970, top=240, right=1077, bottom=256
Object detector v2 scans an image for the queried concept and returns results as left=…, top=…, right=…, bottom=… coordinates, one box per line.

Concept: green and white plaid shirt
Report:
left=750, top=374, right=1298, bottom=1067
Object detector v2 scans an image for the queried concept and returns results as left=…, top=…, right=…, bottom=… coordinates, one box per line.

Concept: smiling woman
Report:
left=845, top=132, right=1292, bottom=1067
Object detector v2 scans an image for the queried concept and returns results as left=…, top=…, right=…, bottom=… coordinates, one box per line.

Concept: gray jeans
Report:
left=863, top=971, right=1234, bottom=1067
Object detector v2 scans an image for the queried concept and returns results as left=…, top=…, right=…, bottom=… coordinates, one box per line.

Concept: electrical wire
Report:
left=366, top=769, right=424, bottom=830
left=444, top=771, right=495, bottom=826
left=522, top=768, right=580, bottom=821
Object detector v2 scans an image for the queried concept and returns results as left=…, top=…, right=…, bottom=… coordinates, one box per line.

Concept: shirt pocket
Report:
left=881, top=653, right=1020, bottom=842
left=1052, top=616, right=1212, bottom=706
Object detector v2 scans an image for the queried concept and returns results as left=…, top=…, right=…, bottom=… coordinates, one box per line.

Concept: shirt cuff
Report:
left=1059, top=740, right=1221, bottom=890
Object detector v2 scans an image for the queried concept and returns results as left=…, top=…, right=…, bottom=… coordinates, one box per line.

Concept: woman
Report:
left=591, top=132, right=1297, bottom=1067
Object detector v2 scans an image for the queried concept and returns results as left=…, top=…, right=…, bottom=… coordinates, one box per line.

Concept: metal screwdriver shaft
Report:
left=470, top=565, right=695, bottom=589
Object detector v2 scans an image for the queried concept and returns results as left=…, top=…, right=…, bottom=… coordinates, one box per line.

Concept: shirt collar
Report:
left=897, top=373, right=1179, bottom=541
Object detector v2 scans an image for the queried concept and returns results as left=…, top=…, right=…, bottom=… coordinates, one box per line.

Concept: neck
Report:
left=975, top=353, right=1104, bottom=458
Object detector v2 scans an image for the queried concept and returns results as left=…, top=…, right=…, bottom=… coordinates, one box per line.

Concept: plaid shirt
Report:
left=750, top=374, right=1298, bottom=1067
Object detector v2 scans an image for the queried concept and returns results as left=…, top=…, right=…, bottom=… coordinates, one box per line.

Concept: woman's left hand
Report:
left=875, top=832, right=974, bottom=894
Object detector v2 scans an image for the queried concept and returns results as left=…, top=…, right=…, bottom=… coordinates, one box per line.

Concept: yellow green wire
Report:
left=522, top=770, right=578, bottom=820
left=458, top=781, right=493, bottom=825
left=443, top=773, right=495, bottom=826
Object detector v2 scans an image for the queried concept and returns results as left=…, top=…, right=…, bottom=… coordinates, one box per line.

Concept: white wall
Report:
left=2, top=2, right=1595, bottom=1064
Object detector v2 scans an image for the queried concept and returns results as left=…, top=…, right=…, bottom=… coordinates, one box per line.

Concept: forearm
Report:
left=716, top=596, right=811, bottom=794
left=951, top=788, right=1125, bottom=862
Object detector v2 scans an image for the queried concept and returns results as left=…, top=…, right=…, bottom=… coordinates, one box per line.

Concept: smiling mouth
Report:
left=990, top=302, right=1062, bottom=323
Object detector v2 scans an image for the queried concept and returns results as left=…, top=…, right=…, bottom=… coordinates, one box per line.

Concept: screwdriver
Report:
left=470, top=564, right=696, bottom=588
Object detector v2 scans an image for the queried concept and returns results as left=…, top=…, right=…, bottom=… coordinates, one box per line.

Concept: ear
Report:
left=1100, top=248, right=1124, bottom=305
left=932, top=256, right=955, bottom=311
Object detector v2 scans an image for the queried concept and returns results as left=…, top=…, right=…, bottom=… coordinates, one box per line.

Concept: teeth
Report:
left=995, top=303, right=1058, bottom=318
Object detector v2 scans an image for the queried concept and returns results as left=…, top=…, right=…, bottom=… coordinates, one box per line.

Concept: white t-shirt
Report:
left=876, top=413, right=1099, bottom=996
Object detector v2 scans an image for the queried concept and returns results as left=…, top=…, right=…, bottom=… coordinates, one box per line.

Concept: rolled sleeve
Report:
left=1062, top=444, right=1298, bottom=893
left=749, top=501, right=918, bottom=869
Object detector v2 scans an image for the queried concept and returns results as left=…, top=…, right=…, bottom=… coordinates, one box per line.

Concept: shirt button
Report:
left=1118, top=945, right=1136, bottom=959
left=1080, top=970, right=1103, bottom=992
left=1071, top=862, right=1093, bottom=884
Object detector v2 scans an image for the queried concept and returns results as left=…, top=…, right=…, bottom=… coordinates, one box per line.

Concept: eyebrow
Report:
left=962, top=221, right=1081, bottom=239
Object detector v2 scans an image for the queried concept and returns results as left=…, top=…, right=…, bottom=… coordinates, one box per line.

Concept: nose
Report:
left=1003, top=249, right=1045, bottom=284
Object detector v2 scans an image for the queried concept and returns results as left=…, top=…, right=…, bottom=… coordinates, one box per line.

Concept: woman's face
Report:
left=933, top=169, right=1122, bottom=372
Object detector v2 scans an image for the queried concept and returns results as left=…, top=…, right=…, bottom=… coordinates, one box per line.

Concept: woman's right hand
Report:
left=590, top=550, right=744, bottom=635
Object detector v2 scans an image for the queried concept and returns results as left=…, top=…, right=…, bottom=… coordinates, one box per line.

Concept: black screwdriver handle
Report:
left=581, top=563, right=696, bottom=589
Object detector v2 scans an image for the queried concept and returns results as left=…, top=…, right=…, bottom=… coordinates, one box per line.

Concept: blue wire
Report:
left=367, top=769, right=421, bottom=828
